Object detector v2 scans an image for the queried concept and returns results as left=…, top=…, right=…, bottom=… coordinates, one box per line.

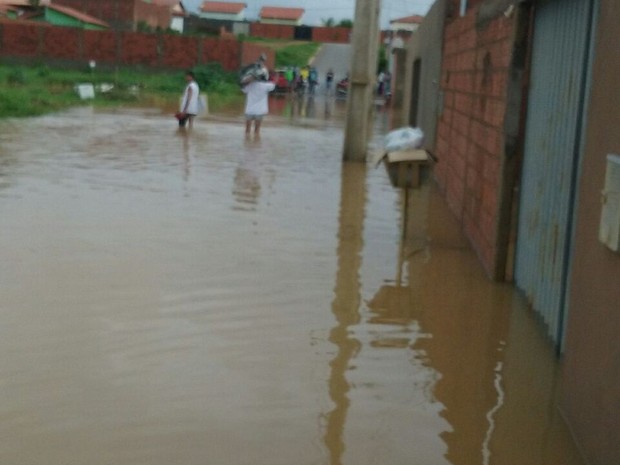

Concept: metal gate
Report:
left=515, top=0, right=597, bottom=350
left=294, top=25, right=312, bottom=41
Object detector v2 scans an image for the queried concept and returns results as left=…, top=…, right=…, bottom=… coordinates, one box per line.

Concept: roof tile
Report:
left=201, top=1, right=246, bottom=14
left=259, top=6, right=304, bottom=21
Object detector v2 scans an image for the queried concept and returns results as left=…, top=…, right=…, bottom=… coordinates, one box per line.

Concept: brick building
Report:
left=402, top=1, right=619, bottom=464
left=57, top=0, right=177, bottom=30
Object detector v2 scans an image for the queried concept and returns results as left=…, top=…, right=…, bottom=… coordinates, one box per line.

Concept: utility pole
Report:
left=342, top=0, right=381, bottom=162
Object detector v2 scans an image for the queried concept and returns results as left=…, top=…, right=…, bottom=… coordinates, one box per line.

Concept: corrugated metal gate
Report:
left=515, top=0, right=597, bottom=350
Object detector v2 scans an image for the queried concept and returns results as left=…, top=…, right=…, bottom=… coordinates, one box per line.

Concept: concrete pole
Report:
left=343, top=0, right=381, bottom=162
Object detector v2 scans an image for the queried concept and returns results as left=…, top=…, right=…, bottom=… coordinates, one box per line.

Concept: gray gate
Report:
left=515, top=0, right=598, bottom=350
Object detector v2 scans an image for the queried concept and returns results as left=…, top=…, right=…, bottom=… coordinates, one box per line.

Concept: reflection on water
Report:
left=324, top=162, right=366, bottom=464
left=233, top=138, right=262, bottom=210
left=269, top=94, right=347, bottom=126
left=0, top=107, right=585, bottom=465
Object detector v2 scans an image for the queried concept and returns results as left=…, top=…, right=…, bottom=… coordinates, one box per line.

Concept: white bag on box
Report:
left=384, top=127, right=424, bottom=152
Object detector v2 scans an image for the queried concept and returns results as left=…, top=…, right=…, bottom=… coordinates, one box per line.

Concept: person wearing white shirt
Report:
left=241, top=75, right=275, bottom=136
left=178, top=70, right=199, bottom=128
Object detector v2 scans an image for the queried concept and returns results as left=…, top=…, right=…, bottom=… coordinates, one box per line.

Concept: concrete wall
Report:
left=561, top=0, right=620, bottom=463
left=0, top=20, right=242, bottom=71
left=400, top=0, right=446, bottom=154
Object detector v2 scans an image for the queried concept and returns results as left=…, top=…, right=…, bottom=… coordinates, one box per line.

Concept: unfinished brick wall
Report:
left=120, top=31, right=159, bottom=66
left=240, top=42, right=276, bottom=69
left=312, top=27, right=350, bottom=43
left=435, top=5, right=515, bottom=275
left=249, top=23, right=294, bottom=40
left=0, top=20, right=242, bottom=71
left=42, top=26, right=81, bottom=61
left=161, top=35, right=200, bottom=69
left=82, top=29, right=118, bottom=63
left=1, top=22, right=41, bottom=57
left=202, top=38, right=241, bottom=71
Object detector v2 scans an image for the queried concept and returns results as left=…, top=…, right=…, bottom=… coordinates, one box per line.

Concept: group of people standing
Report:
left=177, top=60, right=274, bottom=137
left=281, top=65, right=321, bottom=95
left=177, top=57, right=393, bottom=136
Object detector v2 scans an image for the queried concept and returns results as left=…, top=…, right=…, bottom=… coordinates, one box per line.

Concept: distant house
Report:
left=0, top=0, right=47, bottom=19
left=135, top=0, right=184, bottom=31
left=0, top=4, right=20, bottom=19
left=53, top=0, right=175, bottom=31
left=0, top=1, right=108, bottom=29
left=259, top=6, right=304, bottom=26
left=390, top=15, right=423, bottom=33
left=168, top=1, right=186, bottom=32
left=199, top=1, right=246, bottom=21
left=31, top=4, right=109, bottom=29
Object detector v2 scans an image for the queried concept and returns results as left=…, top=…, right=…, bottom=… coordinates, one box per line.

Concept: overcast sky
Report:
left=183, top=0, right=435, bottom=28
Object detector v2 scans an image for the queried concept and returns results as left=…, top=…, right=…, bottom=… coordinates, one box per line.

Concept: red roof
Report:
left=390, top=15, right=424, bottom=24
left=259, top=6, right=304, bottom=21
left=150, top=0, right=181, bottom=6
left=47, top=4, right=109, bottom=28
left=0, top=0, right=47, bottom=5
left=201, top=1, right=246, bottom=14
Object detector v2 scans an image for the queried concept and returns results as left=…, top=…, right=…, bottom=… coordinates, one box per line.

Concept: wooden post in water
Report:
left=343, top=0, right=381, bottom=162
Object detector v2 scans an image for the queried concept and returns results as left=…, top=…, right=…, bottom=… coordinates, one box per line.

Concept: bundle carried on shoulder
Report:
left=239, top=63, right=269, bottom=86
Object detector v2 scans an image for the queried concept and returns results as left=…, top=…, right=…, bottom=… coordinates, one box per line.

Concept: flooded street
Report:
left=0, top=101, right=584, bottom=465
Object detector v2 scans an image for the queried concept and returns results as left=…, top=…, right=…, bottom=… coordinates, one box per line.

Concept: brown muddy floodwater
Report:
left=0, top=102, right=585, bottom=465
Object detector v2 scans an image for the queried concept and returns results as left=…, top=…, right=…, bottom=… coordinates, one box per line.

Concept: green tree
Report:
left=338, top=19, right=353, bottom=28
left=377, top=46, right=388, bottom=73
left=321, top=17, right=335, bottom=27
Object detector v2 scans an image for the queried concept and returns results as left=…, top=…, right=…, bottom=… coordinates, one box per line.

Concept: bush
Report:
left=192, top=63, right=236, bottom=91
left=7, top=69, right=26, bottom=85
left=37, top=66, right=51, bottom=78
left=275, top=42, right=321, bottom=67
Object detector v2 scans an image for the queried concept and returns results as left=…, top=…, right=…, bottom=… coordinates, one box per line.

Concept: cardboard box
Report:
left=376, top=149, right=429, bottom=188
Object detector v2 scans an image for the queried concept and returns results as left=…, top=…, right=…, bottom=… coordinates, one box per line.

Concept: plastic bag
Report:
left=384, top=127, right=424, bottom=152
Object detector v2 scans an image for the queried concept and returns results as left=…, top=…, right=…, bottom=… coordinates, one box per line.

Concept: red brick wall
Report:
left=312, top=27, right=350, bottom=43
left=249, top=23, right=294, bottom=40
left=121, top=31, right=159, bottom=66
left=240, top=42, right=276, bottom=69
left=435, top=6, right=515, bottom=275
left=43, top=27, right=81, bottom=61
left=161, top=35, right=199, bottom=69
left=0, top=20, right=241, bottom=71
left=83, top=30, right=118, bottom=63
left=1, top=21, right=41, bottom=57
left=201, top=38, right=241, bottom=71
